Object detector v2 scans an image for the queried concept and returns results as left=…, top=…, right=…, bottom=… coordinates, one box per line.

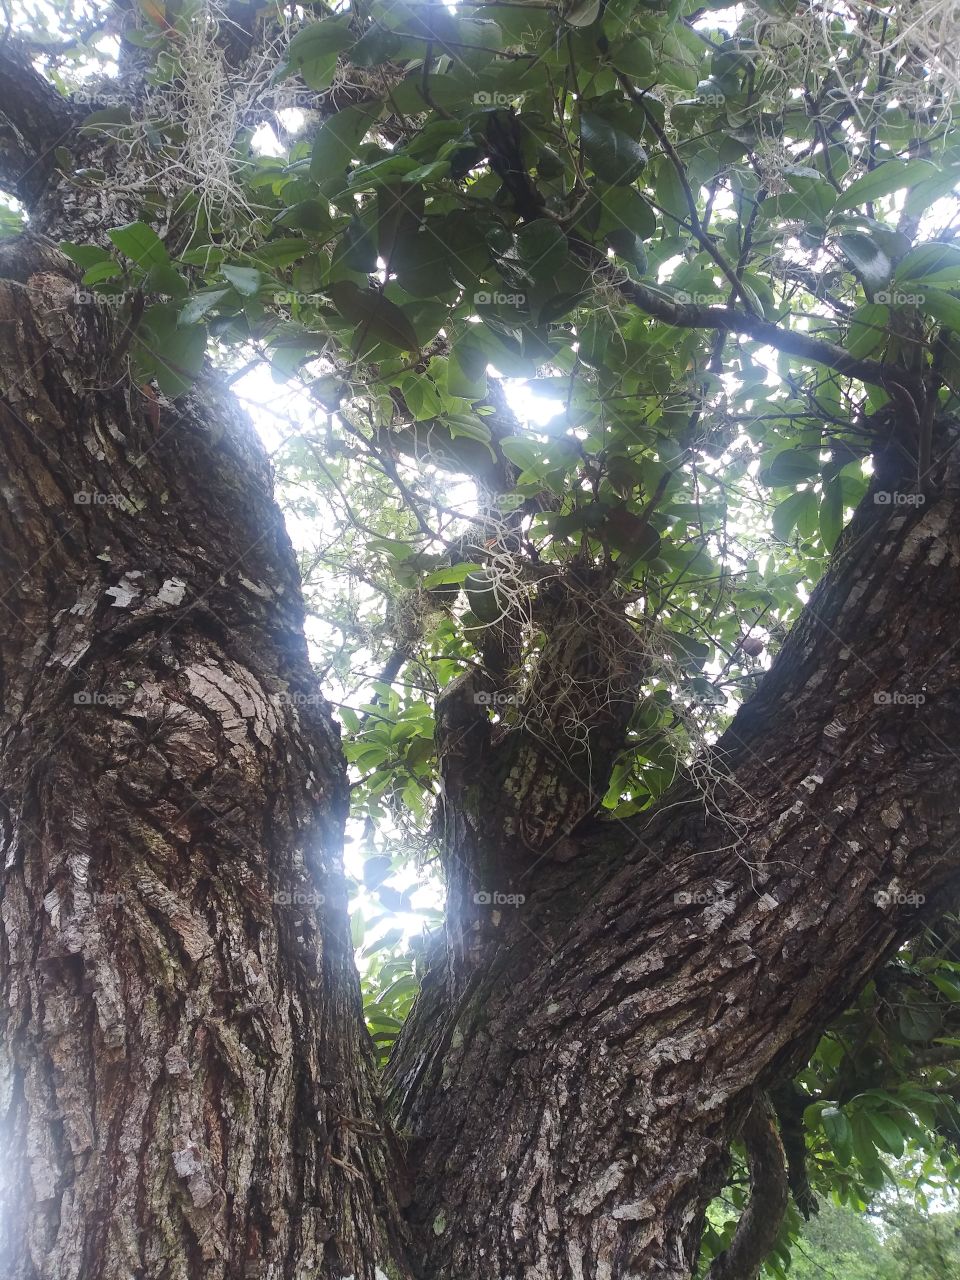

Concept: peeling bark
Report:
left=0, top=241, right=410, bottom=1279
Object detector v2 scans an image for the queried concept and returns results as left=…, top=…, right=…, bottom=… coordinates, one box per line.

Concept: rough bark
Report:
left=387, top=436, right=960, bottom=1278
left=0, top=239, right=410, bottom=1279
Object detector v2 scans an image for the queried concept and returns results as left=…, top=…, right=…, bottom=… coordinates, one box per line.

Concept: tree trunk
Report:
left=387, top=436, right=960, bottom=1278
left=0, top=240, right=410, bottom=1279
left=4, top=31, right=960, bottom=1280
left=5, top=245, right=960, bottom=1280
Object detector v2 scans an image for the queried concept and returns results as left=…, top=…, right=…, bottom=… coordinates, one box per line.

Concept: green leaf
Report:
left=662, top=629, right=710, bottom=672
left=895, top=240, right=960, bottom=284
left=390, top=230, right=456, bottom=298
left=284, top=17, right=354, bottom=90
left=904, top=165, right=960, bottom=216
left=108, top=221, right=169, bottom=269
left=147, top=262, right=187, bottom=299
left=606, top=227, right=647, bottom=273
left=448, top=331, right=488, bottom=399
left=132, top=303, right=206, bottom=397
left=81, top=261, right=123, bottom=286
left=422, top=563, right=479, bottom=589
left=919, top=287, right=960, bottom=332
left=599, top=185, right=657, bottom=240
left=377, top=0, right=459, bottom=44
left=760, top=449, right=821, bottom=487
left=339, top=706, right=361, bottom=734
left=836, top=232, right=892, bottom=292
left=932, top=974, right=960, bottom=1001
left=863, top=1110, right=906, bottom=1158
left=60, top=242, right=115, bottom=270
left=328, top=282, right=420, bottom=352
left=310, top=105, right=379, bottom=188
left=563, top=0, right=601, bottom=26
left=445, top=413, right=493, bottom=446
left=179, top=289, right=229, bottom=326
left=580, top=111, right=648, bottom=186
left=221, top=265, right=262, bottom=297
left=376, top=181, right=424, bottom=270
left=834, top=158, right=939, bottom=214
left=79, top=106, right=133, bottom=132
left=397, top=372, right=443, bottom=420
left=821, top=1106, right=854, bottom=1165
left=464, top=570, right=502, bottom=624
left=898, top=997, right=943, bottom=1042
left=350, top=907, right=365, bottom=948
left=772, top=489, right=817, bottom=542
left=616, top=37, right=656, bottom=79
left=516, top=219, right=569, bottom=275
left=847, top=302, right=890, bottom=358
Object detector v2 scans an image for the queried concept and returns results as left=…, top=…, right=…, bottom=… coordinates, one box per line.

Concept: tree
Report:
left=880, top=1198, right=960, bottom=1280
left=4, top=1, right=960, bottom=1277
left=776, top=1201, right=891, bottom=1280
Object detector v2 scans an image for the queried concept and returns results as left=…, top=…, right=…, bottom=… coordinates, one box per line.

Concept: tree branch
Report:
left=0, top=122, right=30, bottom=196
left=616, top=70, right=757, bottom=314
left=614, top=274, right=894, bottom=388
left=770, top=1081, right=818, bottom=1219
left=707, top=1097, right=790, bottom=1280
left=0, top=38, right=77, bottom=200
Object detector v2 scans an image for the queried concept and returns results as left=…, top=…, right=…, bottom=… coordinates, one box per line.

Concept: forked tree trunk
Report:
left=386, top=436, right=960, bottom=1278
left=0, top=240, right=409, bottom=1279
left=3, top=37, right=960, bottom=1280
left=4, top=240, right=960, bottom=1280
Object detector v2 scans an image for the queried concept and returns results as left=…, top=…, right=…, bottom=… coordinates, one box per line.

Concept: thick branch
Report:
left=770, top=1082, right=818, bottom=1219
left=0, top=124, right=31, bottom=196
left=0, top=39, right=77, bottom=199
left=390, top=420, right=960, bottom=1277
left=707, top=1098, right=789, bottom=1280
left=0, top=239, right=412, bottom=1279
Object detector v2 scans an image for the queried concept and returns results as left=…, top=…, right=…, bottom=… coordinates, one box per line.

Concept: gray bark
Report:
left=0, top=237, right=410, bottom=1279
